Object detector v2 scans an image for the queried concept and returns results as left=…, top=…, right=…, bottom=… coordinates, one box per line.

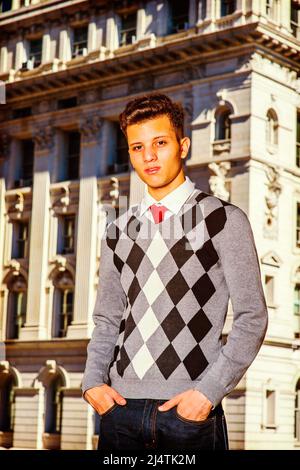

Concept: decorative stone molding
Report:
left=4, top=260, right=22, bottom=278
left=264, top=164, right=282, bottom=239
left=79, top=113, right=103, bottom=143
left=212, top=139, right=231, bottom=157
left=33, top=125, right=55, bottom=152
left=109, top=177, right=120, bottom=207
left=208, top=161, right=231, bottom=201
left=128, top=74, right=154, bottom=94
left=137, top=33, right=157, bottom=50
left=50, top=256, right=68, bottom=273
left=50, top=183, right=78, bottom=215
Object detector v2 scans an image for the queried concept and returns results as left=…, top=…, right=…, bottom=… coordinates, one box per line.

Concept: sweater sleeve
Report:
left=81, top=224, right=126, bottom=399
left=193, top=207, right=268, bottom=409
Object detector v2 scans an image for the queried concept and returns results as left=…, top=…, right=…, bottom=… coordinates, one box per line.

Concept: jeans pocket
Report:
left=174, top=407, right=216, bottom=427
left=99, top=402, right=119, bottom=418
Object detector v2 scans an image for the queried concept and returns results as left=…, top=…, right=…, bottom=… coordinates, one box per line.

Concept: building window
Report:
left=66, top=131, right=80, bottom=180
left=6, top=276, right=27, bottom=340
left=28, top=38, right=42, bottom=68
left=296, top=111, right=300, bottom=167
left=291, top=1, right=300, bottom=37
left=215, top=107, right=231, bottom=140
left=168, top=0, right=190, bottom=34
left=107, top=123, right=129, bottom=174
left=220, top=0, right=236, bottom=17
left=0, top=374, right=16, bottom=437
left=57, top=215, right=75, bottom=255
left=266, top=389, right=276, bottom=428
left=266, top=109, right=278, bottom=147
left=0, top=0, right=12, bottom=13
left=72, top=26, right=88, bottom=58
left=12, top=107, right=32, bottom=119
left=44, top=375, right=63, bottom=435
left=297, top=203, right=300, bottom=249
left=119, top=11, right=137, bottom=46
left=14, top=139, right=34, bottom=188
left=265, top=275, right=274, bottom=307
left=52, top=272, right=74, bottom=338
left=295, top=379, right=300, bottom=443
left=57, top=97, right=77, bottom=110
left=12, top=221, right=29, bottom=259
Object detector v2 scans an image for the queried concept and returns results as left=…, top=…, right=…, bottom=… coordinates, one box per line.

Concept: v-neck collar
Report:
left=135, top=188, right=202, bottom=228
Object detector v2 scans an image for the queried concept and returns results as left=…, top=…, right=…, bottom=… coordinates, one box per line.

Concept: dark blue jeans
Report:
left=98, top=398, right=229, bottom=451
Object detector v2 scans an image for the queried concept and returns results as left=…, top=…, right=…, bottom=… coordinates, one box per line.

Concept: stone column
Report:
left=67, top=114, right=102, bottom=339
left=19, top=125, right=55, bottom=341
left=12, top=386, right=44, bottom=449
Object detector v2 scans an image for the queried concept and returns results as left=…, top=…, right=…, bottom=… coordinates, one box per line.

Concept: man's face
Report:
left=126, top=114, right=190, bottom=190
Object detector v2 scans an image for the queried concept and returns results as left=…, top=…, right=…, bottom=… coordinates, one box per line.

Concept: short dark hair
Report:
left=119, top=93, right=184, bottom=142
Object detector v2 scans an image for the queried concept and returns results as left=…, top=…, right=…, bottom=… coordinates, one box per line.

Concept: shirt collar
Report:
left=139, top=175, right=196, bottom=217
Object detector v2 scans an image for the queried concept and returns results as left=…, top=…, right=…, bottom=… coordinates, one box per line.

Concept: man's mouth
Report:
left=144, top=166, right=161, bottom=175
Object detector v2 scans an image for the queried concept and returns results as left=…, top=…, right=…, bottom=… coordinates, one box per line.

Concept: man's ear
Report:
left=180, top=136, right=190, bottom=160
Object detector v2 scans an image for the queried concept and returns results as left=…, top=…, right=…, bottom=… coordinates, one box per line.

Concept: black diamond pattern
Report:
left=126, top=243, right=146, bottom=274
left=123, top=311, right=136, bottom=342
left=169, top=235, right=194, bottom=269
left=127, top=276, right=141, bottom=307
left=117, top=345, right=131, bottom=377
left=166, top=271, right=190, bottom=305
left=205, top=206, right=227, bottom=238
left=195, top=239, right=219, bottom=272
left=161, top=307, right=186, bottom=342
left=187, top=309, right=212, bottom=343
left=192, top=273, right=216, bottom=307
left=183, top=345, right=209, bottom=380
left=156, top=344, right=181, bottom=379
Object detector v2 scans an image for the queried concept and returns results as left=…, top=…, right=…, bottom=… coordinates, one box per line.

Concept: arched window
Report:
left=266, top=109, right=278, bottom=147
left=52, top=271, right=74, bottom=338
left=44, top=374, right=64, bottom=435
left=295, top=379, right=300, bottom=442
left=215, top=107, right=231, bottom=141
left=6, top=275, right=27, bottom=340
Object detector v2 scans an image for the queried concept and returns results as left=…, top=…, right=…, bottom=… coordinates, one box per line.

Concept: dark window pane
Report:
left=29, top=38, right=42, bottom=67
left=120, top=12, right=137, bottom=46
left=221, top=0, right=236, bottom=17
left=169, top=0, right=190, bottom=34
left=57, top=97, right=77, bottom=110
left=72, top=27, right=88, bottom=57
left=12, top=107, right=32, bottom=119
left=66, top=131, right=80, bottom=180
left=0, top=0, right=12, bottom=13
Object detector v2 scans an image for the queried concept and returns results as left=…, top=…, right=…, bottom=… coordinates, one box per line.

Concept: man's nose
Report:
left=143, top=146, right=157, bottom=162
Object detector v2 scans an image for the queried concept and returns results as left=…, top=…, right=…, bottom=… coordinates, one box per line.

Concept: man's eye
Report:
left=133, top=145, right=142, bottom=151
left=157, top=140, right=166, bottom=146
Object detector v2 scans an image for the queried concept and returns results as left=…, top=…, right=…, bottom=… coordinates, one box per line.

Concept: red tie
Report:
left=150, top=204, right=168, bottom=224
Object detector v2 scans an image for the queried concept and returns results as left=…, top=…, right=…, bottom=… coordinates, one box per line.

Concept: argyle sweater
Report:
left=81, top=188, right=268, bottom=408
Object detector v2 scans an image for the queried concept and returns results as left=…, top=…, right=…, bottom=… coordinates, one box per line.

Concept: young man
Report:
left=81, top=93, right=268, bottom=451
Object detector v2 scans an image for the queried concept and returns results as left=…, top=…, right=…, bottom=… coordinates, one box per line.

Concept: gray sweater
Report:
left=81, top=188, right=268, bottom=408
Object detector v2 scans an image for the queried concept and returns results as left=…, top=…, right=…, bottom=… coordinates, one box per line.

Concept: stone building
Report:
left=0, top=0, right=300, bottom=450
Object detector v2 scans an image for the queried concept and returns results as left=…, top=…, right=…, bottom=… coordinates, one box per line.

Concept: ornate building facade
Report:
left=0, top=0, right=300, bottom=450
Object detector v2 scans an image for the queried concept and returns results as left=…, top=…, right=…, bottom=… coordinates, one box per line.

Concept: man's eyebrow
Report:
left=129, top=135, right=170, bottom=147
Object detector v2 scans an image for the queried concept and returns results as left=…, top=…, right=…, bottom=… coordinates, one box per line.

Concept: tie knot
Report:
left=150, top=204, right=168, bottom=224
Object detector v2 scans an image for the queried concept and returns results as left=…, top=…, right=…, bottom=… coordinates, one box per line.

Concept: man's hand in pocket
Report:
left=83, top=384, right=127, bottom=415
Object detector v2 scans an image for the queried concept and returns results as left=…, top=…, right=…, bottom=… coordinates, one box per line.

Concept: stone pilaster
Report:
left=67, top=113, right=102, bottom=338
left=19, top=125, right=54, bottom=340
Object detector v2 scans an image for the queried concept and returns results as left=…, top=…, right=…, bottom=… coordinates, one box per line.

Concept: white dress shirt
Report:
left=140, top=175, right=196, bottom=223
